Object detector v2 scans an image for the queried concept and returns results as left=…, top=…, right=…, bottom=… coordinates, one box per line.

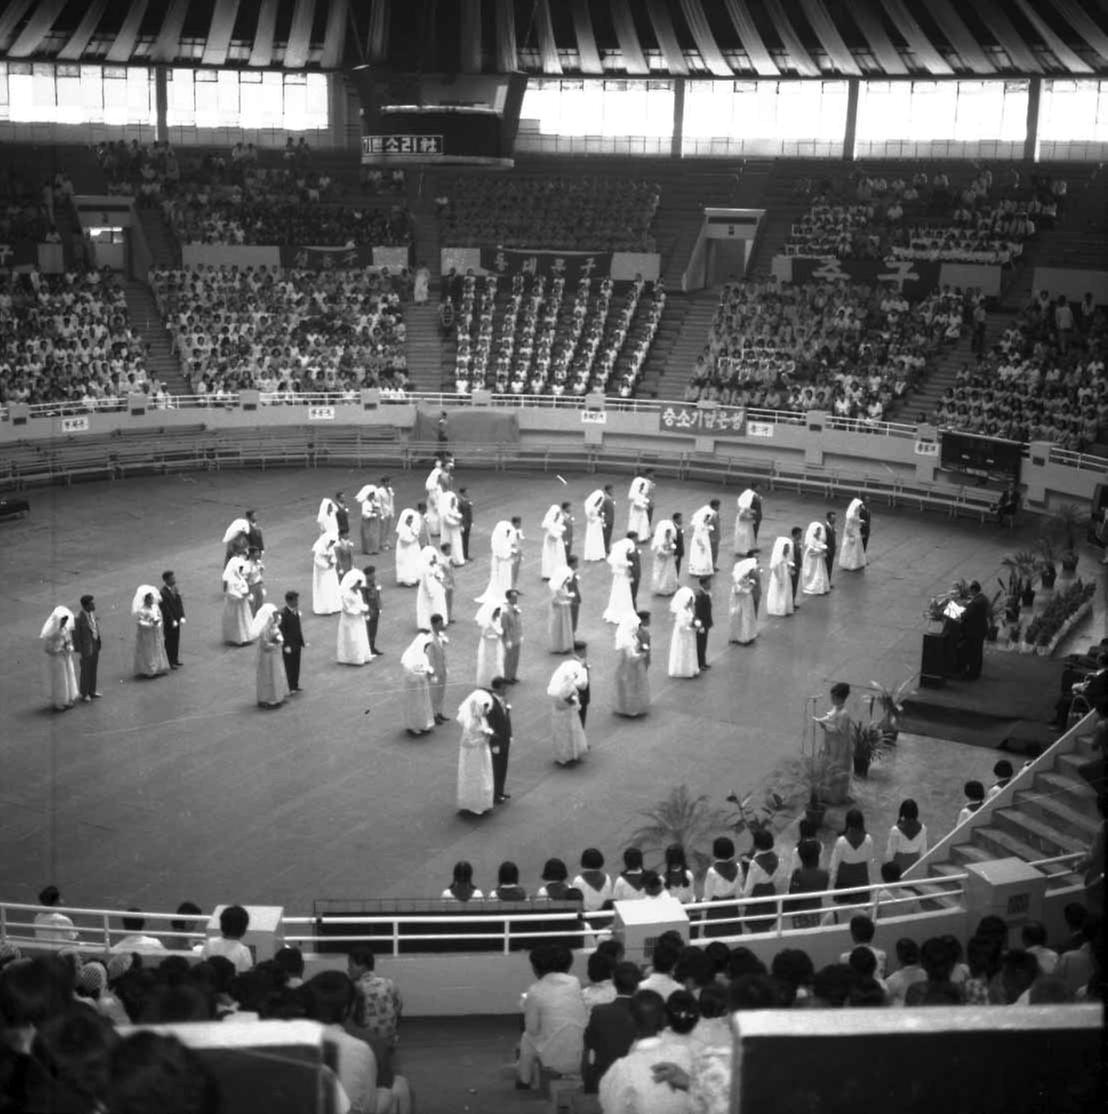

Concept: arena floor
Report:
left=0, top=464, right=1061, bottom=914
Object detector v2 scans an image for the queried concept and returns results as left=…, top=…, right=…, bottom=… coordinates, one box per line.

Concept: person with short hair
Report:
left=612, top=847, right=646, bottom=902
left=957, top=780, right=987, bottom=826
left=572, top=848, right=613, bottom=912
left=1020, top=921, right=1058, bottom=976
left=582, top=951, right=618, bottom=1011
left=347, top=949, right=403, bottom=1050
left=33, top=885, right=78, bottom=943
left=273, top=945, right=305, bottom=988
left=111, top=909, right=166, bottom=954
left=987, top=759, right=1015, bottom=799
left=516, top=943, right=587, bottom=1090
left=828, top=809, right=877, bottom=906
left=73, top=595, right=102, bottom=702
left=885, top=938, right=926, bottom=1005
left=838, top=914, right=886, bottom=977
left=200, top=905, right=252, bottom=973
left=536, top=858, right=570, bottom=900
left=582, top=960, right=640, bottom=1092
left=441, top=861, right=482, bottom=902
left=277, top=590, right=306, bottom=692
left=786, top=839, right=829, bottom=930
left=885, top=799, right=928, bottom=873
left=702, top=836, right=741, bottom=937
left=159, top=571, right=185, bottom=669
left=638, top=937, right=683, bottom=1001
left=905, top=937, right=963, bottom=1006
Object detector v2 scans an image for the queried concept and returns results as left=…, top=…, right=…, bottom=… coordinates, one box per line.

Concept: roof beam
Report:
left=1013, top=0, right=1091, bottom=73
left=1049, top=0, right=1108, bottom=66
left=877, top=0, right=953, bottom=74
left=319, top=0, right=347, bottom=69
left=571, top=0, right=604, bottom=75
left=104, top=0, right=149, bottom=65
left=533, top=0, right=563, bottom=75
left=249, top=0, right=279, bottom=67
left=975, top=0, right=1041, bottom=72
left=610, top=0, right=649, bottom=75
left=847, top=0, right=908, bottom=74
left=763, top=0, right=821, bottom=76
left=496, top=0, right=521, bottom=73
left=646, top=0, right=689, bottom=74
left=722, top=0, right=779, bottom=75
left=924, top=0, right=996, bottom=73
left=678, top=0, right=734, bottom=76
left=147, top=0, right=190, bottom=64
left=0, top=0, right=37, bottom=54
left=202, top=0, right=241, bottom=68
left=284, top=0, right=317, bottom=70
left=799, top=0, right=862, bottom=75
left=7, top=0, right=68, bottom=58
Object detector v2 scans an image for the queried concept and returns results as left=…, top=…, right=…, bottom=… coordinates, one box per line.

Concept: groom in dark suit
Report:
left=488, top=677, right=513, bottom=803
left=74, top=594, right=102, bottom=701
left=278, top=590, right=306, bottom=692
left=626, top=533, right=642, bottom=609
left=694, top=577, right=713, bottom=671
left=575, top=646, right=591, bottom=727
left=159, top=570, right=185, bottom=668
left=672, top=511, right=685, bottom=576
left=600, top=485, right=616, bottom=555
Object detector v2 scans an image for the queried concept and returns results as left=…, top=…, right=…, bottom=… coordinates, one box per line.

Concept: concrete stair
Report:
left=646, top=289, right=721, bottom=402
left=884, top=328, right=973, bottom=425
left=123, top=280, right=186, bottom=394
left=918, top=729, right=1098, bottom=905
left=137, top=207, right=180, bottom=270
left=404, top=300, right=445, bottom=393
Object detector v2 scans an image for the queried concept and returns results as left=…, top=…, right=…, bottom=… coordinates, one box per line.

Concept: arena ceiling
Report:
left=0, top=0, right=1105, bottom=76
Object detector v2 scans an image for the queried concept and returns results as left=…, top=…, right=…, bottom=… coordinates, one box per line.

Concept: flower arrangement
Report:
left=1024, top=579, right=1096, bottom=649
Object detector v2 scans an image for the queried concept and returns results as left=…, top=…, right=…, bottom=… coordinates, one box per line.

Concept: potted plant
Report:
left=985, top=588, right=1003, bottom=642
left=628, top=784, right=734, bottom=874
left=725, top=787, right=788, bottom=841
left=851, top=721, right=890, bottom=778
left=864, top=677, right=915, bottom=744
left=1054, top=503, right=1089, bottom=579
left=1037, top=536, right=1058, bottom=591
left=1002, top=550, right=1039, bottom=611
left=761, top=751, right=836, bottom=832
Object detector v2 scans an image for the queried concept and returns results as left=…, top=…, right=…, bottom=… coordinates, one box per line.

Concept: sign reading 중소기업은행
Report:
left=658, top=405, right=746, bottom=434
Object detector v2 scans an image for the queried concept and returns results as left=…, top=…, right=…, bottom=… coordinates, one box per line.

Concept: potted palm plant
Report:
left=1037, top=536, right=1058, bottom=591
left=1002, top=550, right=1039, bottom=610
left=864, top=677, right=915, bottom=743
left=1054, top=503, right=1089, bottom=580
left=627, top=784, right=734, bottom=874
left=760, top=751, right=836, bottom=832
left=851, top=721, right=891, bottom=778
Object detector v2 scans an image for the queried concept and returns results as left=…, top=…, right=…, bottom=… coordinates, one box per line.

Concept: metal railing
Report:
left=2, top=873, right=967, bottom=958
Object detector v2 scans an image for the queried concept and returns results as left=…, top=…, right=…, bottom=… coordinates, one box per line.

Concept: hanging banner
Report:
left=278, top=245, right=377, bottom=270
left=658, top=405, right=746, bottom=435
left=790, top=257, right=940, bottom=300
left=479, top=247, right=613, bottom=282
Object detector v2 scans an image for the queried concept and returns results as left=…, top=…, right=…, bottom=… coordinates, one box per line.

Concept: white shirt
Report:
left=638, top=972, right=683, bottom=1001
left=598, top=1034, right=693, bottom=1114
left=33, top=910, right=78, bottom=943
left=111, top=933, right=166, bottom=954
left=200, top=936, right=253, bottom=973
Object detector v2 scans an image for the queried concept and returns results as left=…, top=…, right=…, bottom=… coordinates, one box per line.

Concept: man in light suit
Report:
left=74, top=594, right=102, bottom=701
left=159, top=570, right=185, bottom=668
left=488, top=676, right=513, bottom=803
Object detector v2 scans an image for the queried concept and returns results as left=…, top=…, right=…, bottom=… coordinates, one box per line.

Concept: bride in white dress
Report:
left=602, top=537, right=637, bottom=625
left=456, top=689, right=495, bottom=816
left=667, top=586, right=700, bottom=678
left=474, top=599, right=506, bottom=686
left=583, top=489, right=607, bottom=562
left=765, top=536, right=795, bottom=617
left=839, top=497, right=868, bottom=571
left=416, top=546, right=448, bottom=630
left=801, top=521, right=830, bottom=596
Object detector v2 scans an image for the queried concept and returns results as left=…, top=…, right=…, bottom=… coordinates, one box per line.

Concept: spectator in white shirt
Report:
left=111, top=909, right=167, bottom=954
left=638, top=934, right=684, bottom=1001
left=199, top=904, right=253, bottom=974
left=32, top=885, right=78, bottom=944
left=516, top=942, right=588, bottom=1090
left=884, top=937, right=927, bottom=1005
left=1020, top=921, right=1059, bottom=976
left=581, top=951, right=618, bottom=1011
left=956, top=780, right=987, bottom=826
left=838, top=915, right=887, bottom=978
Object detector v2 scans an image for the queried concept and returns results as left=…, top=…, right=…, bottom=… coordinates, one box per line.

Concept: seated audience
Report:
left=516, top=943, right=588, bottom=1090
left=198, top=904, right=253, bottom=974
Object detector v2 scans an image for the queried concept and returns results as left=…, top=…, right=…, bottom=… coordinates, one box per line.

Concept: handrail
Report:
left=3, top=390, right=1106, bottom=469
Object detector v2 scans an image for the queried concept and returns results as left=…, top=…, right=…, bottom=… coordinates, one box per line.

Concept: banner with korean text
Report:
left=278, top=245, right=377, bottom=269
left=658, top=405, right=746, bottom=436
left=788, top=257, right=941, bottom=300
left=478, top=247, right=613, bottom=283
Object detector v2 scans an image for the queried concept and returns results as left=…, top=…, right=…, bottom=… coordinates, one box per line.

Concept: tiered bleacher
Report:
left=150, top=265, right=411, bottom=397
left=935, top=293, right=1107, bottom=449
left=0, top=271, right=153, bottom=408
left=97, top=139, right=412, bottom=247
left=686, top=278, right=971, bottom=420
left=450, top=272, right=664, bottom=397
left=439, top=173, right=660, bottom=250
left=785, top=166, right=1064, bottom=264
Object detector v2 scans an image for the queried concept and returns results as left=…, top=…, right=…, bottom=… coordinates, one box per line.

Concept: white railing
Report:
left=1049, top=445, right=1108, bottom=473
left=0, top=901, right=206, bottom=953
left=2, top=874, right=966, bottom=959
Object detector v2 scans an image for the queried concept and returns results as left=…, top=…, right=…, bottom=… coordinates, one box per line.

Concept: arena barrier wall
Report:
left=177, top=244, right=413, bottom=270
left=1, top=396, right=1104, bottom=513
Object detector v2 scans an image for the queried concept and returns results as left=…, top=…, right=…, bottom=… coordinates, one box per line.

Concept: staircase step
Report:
left=1033, top=770, right=1100, bottom=820
left=1057, top=752, right=1097, bottom=782
left=989, top=809, right=1087, bottom=858
left=1013, top=788, right=1101, bottom=841
left=948, top=842, right=995, bottom=867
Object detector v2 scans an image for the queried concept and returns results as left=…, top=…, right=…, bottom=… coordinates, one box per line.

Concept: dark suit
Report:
left=582, top=996, right=635, bottom=1093
left=694, top=588, right=713, bottom=669
left=600, top=494, right=615, bottom=554
left=673, top=524, right=685, bottom=575
left=458, top=494, right=473, bottom=560
left=159, top=584, right=185, bottom=665
left=563, top=514, right=574, bottom=560
left=627, top=545, right=641, bottom=609
left=790, top=539, right=802, bottom=603
left=960, top=591, right=989, bottom=680
left=859, top=503, right=871, bottom=551
left=246, top=523, right=264, bottom=553
left=363, top=583, right=382, bottom=653
left=278, top=605, right=305, bottom=690
left=824, top=520, right=837, bottom=583
left=707, top=510, right=721, bottom=569
left=335, top=502, right=350, bottom=536
left=751, top=493, right=763, bottom=541
left=73, top=608, right=101, bottom=698
left=577, top=662, right=591, bottom=727
left=567, top=572, right=581, bottom=634
left=488, top=693, right=512, bottom=799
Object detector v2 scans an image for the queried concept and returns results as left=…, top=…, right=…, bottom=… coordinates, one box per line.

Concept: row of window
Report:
left=0, top=63, right=328, bottom=131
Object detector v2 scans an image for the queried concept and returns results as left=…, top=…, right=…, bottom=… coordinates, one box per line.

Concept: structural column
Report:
left=154, top=65, right=168, bottom=145
left=1024, top=76, right=1042, bottom=163
left=842, top=77, right=859, bottom=161
left=671, top=77, right=685, bottom=160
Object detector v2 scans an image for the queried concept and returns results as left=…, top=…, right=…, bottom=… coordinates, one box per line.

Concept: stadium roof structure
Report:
left=0, top=0, right=1105, bottom=77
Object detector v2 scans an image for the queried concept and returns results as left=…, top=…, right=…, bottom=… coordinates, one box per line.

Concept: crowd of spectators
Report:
left=786, top=166, right=1066, bottom=265
left=511, top=905, right=1100, bottom=1109
left=685, top=277, right=973, bottom=420
left=438, top=174, right=661, bottom=251
left=95, top=139, right=412, bottom=248
left=934, top=289, right=1107, bottom=450
left=448, top=271, right=662, bottom=397
left=1, top=903, right=412, bottom=1113
left=0, top=270, right=155, bottom=408
left=150, top=264, right=412, bottom=398
left=0, top=165, right=71, bottom=247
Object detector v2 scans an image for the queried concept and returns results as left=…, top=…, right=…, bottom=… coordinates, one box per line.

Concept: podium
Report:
left=920, top=628, right=958, bottom=688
